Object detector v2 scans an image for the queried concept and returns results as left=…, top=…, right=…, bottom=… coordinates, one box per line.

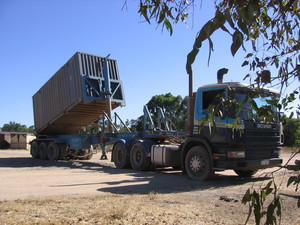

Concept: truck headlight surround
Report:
left=227, top=151, right=245, bottom=158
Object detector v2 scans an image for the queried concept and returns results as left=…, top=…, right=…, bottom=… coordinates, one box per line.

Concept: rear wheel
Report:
left=39, top=142, right=48, bottom=160
left=113, top=142, right=130, bottom=169
left=47, top=142, right=60, bottom=161
left=58, top=144, right=67, bottom=160
left=30, top=141, right=39, bottom=159
left=234, top=170, right=258, bottom=178
left=185, top=146, right=212, bottom=181
left=130, top=141, right=151, bottom=171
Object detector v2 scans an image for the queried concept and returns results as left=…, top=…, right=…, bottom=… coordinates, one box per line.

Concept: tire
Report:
left=113, top=142, right=130, bottom=169
left=234, top=170, right=258, bottom=178
left=130, top=140, right=151, bottom=171
left=39, top=142, right=48, bottom=160
left=58, top=144, right=67, bottom=160
left=47, top=142, right=60, bottom=161
left=185, top=146, right=212, bottom=181
left=30, top=141, right=39, bottom=159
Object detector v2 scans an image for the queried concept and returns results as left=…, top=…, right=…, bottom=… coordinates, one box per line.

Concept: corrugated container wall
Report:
left=33, top=52, right=125, bottom=135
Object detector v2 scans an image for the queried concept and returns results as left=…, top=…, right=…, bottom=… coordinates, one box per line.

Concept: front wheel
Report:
left=234, top=170, right=258, bottom=178
left=185, top=146, right=212, bottom=181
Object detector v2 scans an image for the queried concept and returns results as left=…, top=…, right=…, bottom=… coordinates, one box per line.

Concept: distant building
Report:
left=0, top=132, right=35, bottom=150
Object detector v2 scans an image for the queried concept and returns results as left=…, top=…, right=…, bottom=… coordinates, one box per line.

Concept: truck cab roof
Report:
left=197, top=82, right=279, bottom=94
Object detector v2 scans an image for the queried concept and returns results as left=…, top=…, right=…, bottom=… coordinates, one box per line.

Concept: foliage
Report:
left=138, top=0, right=300, bottom=118
left=137, top=1, right=300, bottom=224
left=147, top=93, right=186, bottom=131
left=128, top=93, right=186, bottom=132
left=126, top=117, right=144, bottom=132
left=242, top=180, right=282, bottom=225
left=1, top=121, right=35, bottom=133
left=282, top=117, right=300, bottom=146
left=287, top=173, right=300, bottom=207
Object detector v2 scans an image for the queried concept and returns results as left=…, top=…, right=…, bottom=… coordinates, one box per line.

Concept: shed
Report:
left=0, top=132, right=36, bottom=150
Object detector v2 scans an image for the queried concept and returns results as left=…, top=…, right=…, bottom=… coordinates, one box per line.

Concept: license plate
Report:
left=257, top=124, right=272, bottom=129
left=261, top=160, right=269, bottom=165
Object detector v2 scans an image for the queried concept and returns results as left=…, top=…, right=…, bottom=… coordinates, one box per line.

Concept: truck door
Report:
left=194, top=87, right=228, bottom=143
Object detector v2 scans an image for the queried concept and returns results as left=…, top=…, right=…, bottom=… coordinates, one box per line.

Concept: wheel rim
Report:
left=117, top=149, right=123, bottom=162
left=132, top=146, right=142, bottom=166
left=185, top=146, right=211, bottom=180
left=189, top=155, right=204, bottom=173
left=130, top=140, right=152, bottom=171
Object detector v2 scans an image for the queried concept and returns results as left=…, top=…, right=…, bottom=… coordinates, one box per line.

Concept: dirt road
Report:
left=0, top=150, right=299, bottom=224
left=0, top=150, right=298, bottom=201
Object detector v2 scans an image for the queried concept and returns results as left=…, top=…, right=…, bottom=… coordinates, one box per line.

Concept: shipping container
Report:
left=33, top=52, right=125, bottom=135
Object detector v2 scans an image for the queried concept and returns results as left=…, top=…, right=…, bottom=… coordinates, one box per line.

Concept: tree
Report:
left=283, top=117, right=300, bottom=146
left=137, top=0, right=300, bottom=224
left=138, top=0, right=299, bottom=117
left=128, top=93, right=186, bottom=132
left=1, top=121, right=35, bottom=133
left=147, top=93, right=186, bottom=131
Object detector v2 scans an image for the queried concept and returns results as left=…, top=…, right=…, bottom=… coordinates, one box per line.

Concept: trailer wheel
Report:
left=113, top=142, right=130, bottom=169
left=47, top=142, right=60, bottom=161
left=234, top=170, right=258, bottom=178
left=30, top=141, right=39, bottom=159
left=39, top=142, right=48, bottom=160
left=185, top=146, right=212, bottom=181
left=58, top=144, right=67, bottom=160
left=130, top=141, right=151, bottom=171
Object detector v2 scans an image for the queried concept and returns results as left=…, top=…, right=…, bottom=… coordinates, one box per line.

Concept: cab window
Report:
left=202, top=89, right=225, bottom=111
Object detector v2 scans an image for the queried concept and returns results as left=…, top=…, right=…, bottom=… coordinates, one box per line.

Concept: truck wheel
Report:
left=39, top=142, right=48, bottom=160
left=47, top=142, right=60, bottom=161
left=58, top=144, right=67, bottom=160
left=30, top=141, right=39, bottom=159
left=113, top=142, right=130, bottom=169
left=130, top=141, right=151, bottom=171
left=234, top=170, right=258, bottom=178
left=185, top=146, right=212, bottom=181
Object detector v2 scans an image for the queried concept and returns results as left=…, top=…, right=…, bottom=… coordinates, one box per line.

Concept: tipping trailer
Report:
left=31, top=52, right=283, bottom=180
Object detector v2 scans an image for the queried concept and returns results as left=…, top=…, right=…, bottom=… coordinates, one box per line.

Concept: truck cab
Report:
left=183, top=82, right=283, bottom=179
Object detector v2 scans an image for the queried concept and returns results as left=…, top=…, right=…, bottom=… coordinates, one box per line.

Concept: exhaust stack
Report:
left=217, top=68, right=229, bottom=84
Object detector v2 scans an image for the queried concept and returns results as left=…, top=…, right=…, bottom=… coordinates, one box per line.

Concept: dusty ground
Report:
left=0, top=149, right=299, bottom=224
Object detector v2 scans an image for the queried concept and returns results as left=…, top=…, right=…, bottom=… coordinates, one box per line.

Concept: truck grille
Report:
left=244, top=129, right=281, bottom=160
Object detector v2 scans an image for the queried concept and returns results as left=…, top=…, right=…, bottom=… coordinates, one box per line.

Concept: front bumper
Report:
left=217, top=158, right=282, bottom=170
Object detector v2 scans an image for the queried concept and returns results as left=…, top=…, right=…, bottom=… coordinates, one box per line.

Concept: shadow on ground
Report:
left=0, top=152, right=271, bottom=195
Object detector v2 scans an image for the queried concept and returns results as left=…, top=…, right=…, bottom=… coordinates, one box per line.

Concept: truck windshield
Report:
left=231, top=88, right=279, bottom=121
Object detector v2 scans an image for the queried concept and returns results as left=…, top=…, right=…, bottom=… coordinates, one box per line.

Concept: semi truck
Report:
left=30, top=52, right=283, bottom=180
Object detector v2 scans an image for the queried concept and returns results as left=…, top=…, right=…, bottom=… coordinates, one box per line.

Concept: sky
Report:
left=0, top=0, right=299, bottom=128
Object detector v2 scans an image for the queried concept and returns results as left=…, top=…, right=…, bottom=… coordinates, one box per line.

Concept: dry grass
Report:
left=0, top=192, right=246, bottom=225
left=0, top=191, right=299, bottom=225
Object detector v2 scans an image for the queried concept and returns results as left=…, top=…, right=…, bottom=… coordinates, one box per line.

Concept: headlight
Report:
left=227, top=151, right=245, bottom=158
